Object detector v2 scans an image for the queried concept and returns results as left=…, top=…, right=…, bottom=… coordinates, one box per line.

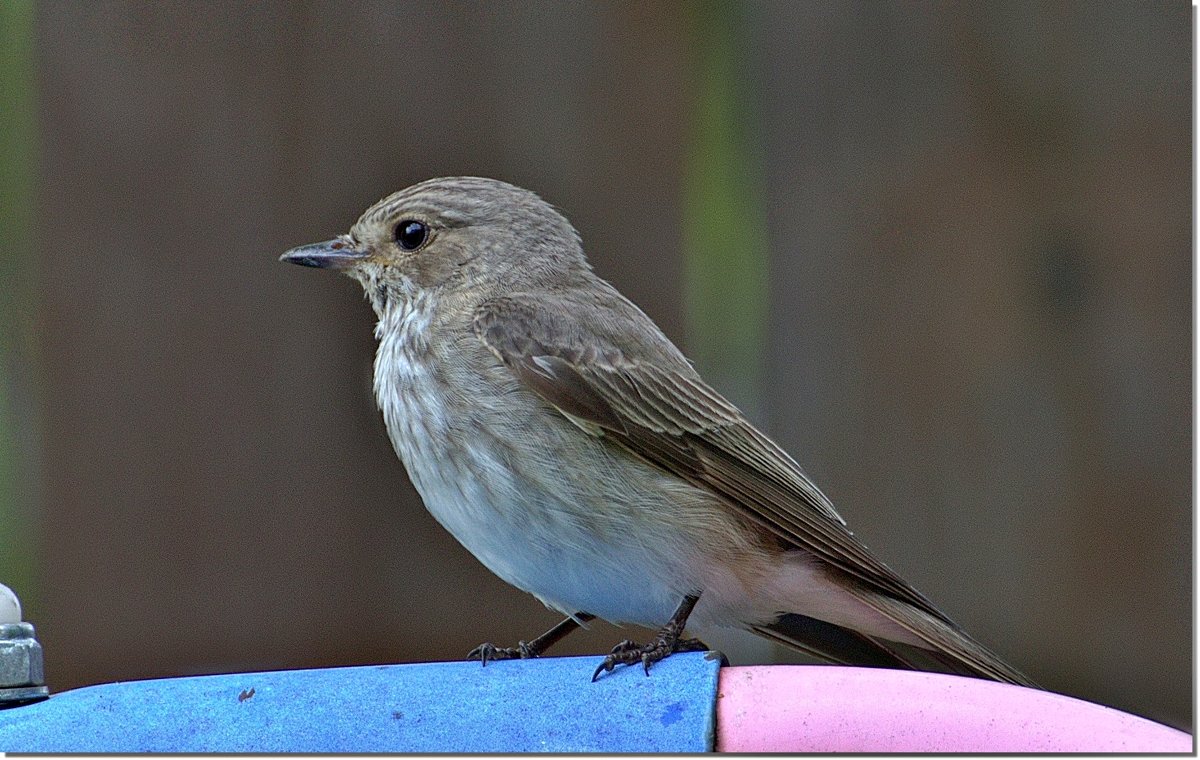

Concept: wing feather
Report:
left=475, top=297, right=942, bottom=613
left=474, top=296, right=1034, bottom=687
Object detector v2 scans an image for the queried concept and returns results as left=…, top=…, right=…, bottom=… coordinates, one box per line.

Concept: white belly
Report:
left=372, top=302, right=705, bottom=626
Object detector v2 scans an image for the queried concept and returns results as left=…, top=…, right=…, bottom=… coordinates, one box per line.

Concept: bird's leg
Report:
left=468, top=613, right=596, bottom=666
left=591, top=594, right=707, bottom=681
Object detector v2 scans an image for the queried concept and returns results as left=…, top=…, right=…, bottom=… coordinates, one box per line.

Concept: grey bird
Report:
left=281, top=176, right=1035, bottom=686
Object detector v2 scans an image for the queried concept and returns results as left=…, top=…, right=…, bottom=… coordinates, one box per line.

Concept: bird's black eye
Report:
left=394, top=220, right=428, bottom=251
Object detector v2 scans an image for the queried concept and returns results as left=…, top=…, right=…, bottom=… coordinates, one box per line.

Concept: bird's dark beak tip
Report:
left=279, top=251, right=318, bottom=267
left=280, top=240, right=367, bottom=270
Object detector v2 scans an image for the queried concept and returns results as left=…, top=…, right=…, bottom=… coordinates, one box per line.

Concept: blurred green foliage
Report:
left=683, top=0, right=769, bottom=420
left=0, top=0, right=38, bottom=608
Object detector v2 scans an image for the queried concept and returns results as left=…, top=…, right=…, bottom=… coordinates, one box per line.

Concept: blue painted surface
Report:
left=0, top=652, right=721, bottom=752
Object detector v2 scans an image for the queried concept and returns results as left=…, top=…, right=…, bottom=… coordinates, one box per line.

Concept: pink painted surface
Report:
left=715, top=665, right=1191, bottom=753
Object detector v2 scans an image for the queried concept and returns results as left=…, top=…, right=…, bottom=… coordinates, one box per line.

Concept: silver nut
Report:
left=0, top=622, right=45, bottom=688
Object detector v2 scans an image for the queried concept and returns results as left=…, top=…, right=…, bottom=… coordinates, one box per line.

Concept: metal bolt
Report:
left=0, top=584, right=48, bottom=707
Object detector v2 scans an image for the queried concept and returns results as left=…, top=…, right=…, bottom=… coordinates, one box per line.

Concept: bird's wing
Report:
left=473, top=296, right=944, bottom=619
left=474, top=296, right=1036, bottom=687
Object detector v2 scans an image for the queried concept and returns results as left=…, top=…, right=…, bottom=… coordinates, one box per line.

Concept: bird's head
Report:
left=280, top=176, right=588, bottom=315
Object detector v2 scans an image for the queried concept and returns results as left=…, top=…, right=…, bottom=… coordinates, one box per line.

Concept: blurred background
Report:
left=0, top=0, right=1190, bottom=731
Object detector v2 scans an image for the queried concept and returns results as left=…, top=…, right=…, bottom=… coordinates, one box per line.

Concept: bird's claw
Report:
left=467, top=640, right=537, bottom=666
left=590, top=636, right=708, bottom=681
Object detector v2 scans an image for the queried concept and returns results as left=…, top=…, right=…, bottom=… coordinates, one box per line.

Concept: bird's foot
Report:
left=467, top=640, right=540, bottom=666
left=591, top=635, right=708, bottom=681
left=591, top=593, right=704, bottom=681
left=467, top=613, right=595, bottom=667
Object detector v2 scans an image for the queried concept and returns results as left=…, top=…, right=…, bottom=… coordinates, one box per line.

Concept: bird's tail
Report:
left=754, top=592, right=1038, bottom=688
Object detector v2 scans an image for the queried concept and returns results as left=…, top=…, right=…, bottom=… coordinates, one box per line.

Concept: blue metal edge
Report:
left=0, top=651, right=723, bottom=753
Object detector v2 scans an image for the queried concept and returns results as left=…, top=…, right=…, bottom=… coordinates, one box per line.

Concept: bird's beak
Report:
left=279, top=238, right=369, bottom=270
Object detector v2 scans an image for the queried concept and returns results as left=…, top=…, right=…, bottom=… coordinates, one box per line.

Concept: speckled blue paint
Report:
left=0, top=652, right=721, bottom=752
left=661, top=700, right=685, bottom=726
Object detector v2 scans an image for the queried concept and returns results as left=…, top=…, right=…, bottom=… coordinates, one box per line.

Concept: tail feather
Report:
left=753, top=614, right=917, bottom=670
left=843, top=585, right=1038, bottom=687
left=757, top=594, right=1038, bottom=689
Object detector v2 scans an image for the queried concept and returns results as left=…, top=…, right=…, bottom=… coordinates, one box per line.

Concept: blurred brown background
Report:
left=0, top=0, right=1190, bottom=732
